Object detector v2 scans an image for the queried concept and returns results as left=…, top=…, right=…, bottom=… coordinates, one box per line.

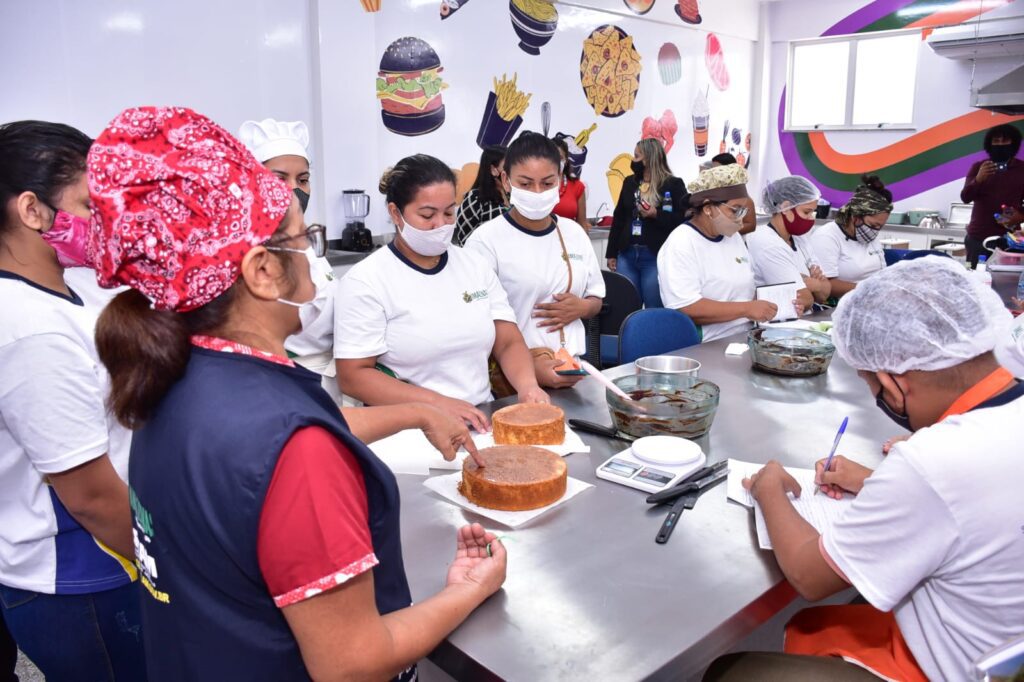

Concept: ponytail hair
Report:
left=860, top=174, right=892, bottom=203
left=97, top=287, right=237, bottom=429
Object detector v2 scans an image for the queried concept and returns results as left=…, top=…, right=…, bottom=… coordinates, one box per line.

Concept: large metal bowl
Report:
left=607, top=374, right=719, bottom=439
left=748, top=327, right=835, bottom=377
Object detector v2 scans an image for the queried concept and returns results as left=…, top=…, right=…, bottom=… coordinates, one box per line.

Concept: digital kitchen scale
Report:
left=596, top=436, right=706, bottom=493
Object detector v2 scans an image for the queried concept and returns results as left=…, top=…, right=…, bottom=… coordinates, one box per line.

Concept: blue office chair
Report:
left=597, top=270, right=642, bottom=367
left=884, top=248, right=913, bottom=266
left=618, top=308, right=701, bottom=365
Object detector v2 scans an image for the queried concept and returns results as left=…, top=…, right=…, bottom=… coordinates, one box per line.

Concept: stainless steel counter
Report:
left=398, top=320, right=901, bottom=680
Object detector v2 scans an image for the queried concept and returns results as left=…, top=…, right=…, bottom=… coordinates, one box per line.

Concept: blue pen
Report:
left=814, top=417, right=848, bottom=495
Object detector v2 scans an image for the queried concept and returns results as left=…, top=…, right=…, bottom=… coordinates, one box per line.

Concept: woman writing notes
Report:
left=466, top=132, right=605, bottom=390
left=657, top=165, right=777, bottom=343
left=335, top=154, right=548, bottom=431
left=809, top=175, right=891, bottom=298
left=89, top=107, right=505, bottom=681
left=747, top=176, right=831, bottom=308
left=606, top=139, right=688, bottom=308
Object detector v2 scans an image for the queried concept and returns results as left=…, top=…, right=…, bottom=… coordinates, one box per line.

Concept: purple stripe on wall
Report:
left=822, top=0, right=919, bottom=36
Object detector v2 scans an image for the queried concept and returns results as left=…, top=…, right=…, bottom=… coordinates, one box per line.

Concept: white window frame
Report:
left=784, top=28, right=920, bottom=132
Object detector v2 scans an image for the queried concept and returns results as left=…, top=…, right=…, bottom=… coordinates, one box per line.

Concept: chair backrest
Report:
left=599, top=270, right=643, bottom=336
left=618, top=308, right=701, bottom=364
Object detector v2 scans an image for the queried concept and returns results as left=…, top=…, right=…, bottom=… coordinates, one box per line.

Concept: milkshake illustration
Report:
left=692, top=90, right=710, bottom=157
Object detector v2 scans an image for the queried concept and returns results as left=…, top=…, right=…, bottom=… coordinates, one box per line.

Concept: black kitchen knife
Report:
left=568, top=418, right=635, bottom=442
left=655, top=468, right=728, bottom=544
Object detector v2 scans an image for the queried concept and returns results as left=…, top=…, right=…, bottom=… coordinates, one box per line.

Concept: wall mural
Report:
left=705, top=33, right=729, bottom=91
left=674, top=0, right=702, bottom=25
left=623, top=0, right=656, bottom=15
left=642, top=109, right=678, bottom=153
left=510, top=0, right=559, bottom=55
left=477, top=73, right=532, bottom=148
left=779, top=0, right=1024, bottom=204
left=657, top=43, right=682, bottom=85
left=580, top=25, right=643, bottom=118
left=376, top=37, right=448, bottom=136
left=439, top=0, right=470, bottom=19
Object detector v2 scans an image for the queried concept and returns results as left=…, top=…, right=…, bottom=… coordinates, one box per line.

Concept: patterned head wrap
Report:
left=88, top=106, right=292, bottom=312
left=836, top=181, right=894, bottom=227
left=687, top=164, right=750, bottom=207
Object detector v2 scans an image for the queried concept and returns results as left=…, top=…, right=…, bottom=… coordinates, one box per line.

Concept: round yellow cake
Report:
left=491, top=403, right=565, bottom=445
left=459, top=446, right=567, bottom=511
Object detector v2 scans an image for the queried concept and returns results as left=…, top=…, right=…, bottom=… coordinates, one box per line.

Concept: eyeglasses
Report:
left=264, top=224, right=327, bottom=258
left=719, top=203, right=749, bottom=221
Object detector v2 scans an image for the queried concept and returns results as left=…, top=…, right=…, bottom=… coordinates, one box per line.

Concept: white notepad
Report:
left=726, top=459, right=853, bottom=550
left=756, top=282, right=801, bottom=323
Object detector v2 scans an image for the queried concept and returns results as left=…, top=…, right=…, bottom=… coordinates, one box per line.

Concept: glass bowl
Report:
left=607, top=374, right=720, bottom=439
left=747, top=327, right=835, bottom=377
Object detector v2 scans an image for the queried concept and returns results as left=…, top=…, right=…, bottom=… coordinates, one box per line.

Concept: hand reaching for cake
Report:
left=446, top=523, right=507, bottom=598
left=517, top=384, right=551, bottom=405
left=418, top=403, right=485, bottom=467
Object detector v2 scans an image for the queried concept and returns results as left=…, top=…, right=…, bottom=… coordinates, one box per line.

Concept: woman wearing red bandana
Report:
left=0, top=121, right=145, bottom=681
left=747, top=175, right=831, bottom=309
left=89, top=106, right=506, bottom=682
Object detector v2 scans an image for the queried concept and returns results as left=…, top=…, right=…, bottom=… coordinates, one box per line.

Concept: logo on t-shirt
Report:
left=131, top=487, right=170, bottom=604
left=566, top=252, right=585, bottom=262
left=462, top=290, right=489, bottom=303
left=735, top=256, right=749, bottom=264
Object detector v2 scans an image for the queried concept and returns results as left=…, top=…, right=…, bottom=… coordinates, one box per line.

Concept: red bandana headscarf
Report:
left=87, top=106, right=292, bottom=312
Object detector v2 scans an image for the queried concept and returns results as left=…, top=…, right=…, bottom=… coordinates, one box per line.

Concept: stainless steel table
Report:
left=398, top=324, right=901, bottom=681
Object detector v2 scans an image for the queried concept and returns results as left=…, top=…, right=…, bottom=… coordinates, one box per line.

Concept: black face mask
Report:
left=876, top=386, right=912, bottom=432
left=630, top=160, right=645, bottom=177
left=294, top=187, right=310, bottom=213
left=989, top=144, right=1015, bottom=165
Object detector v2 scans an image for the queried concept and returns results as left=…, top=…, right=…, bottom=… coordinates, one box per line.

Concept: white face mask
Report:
left=510, top=186, right=559, bottom=220
left=269, top=246, right=320, bottom=314
left=398, top=216, right=455, bottom=257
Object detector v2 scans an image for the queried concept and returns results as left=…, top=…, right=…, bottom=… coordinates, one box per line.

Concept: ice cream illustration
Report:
left=691, top=90, right=710, bottom=157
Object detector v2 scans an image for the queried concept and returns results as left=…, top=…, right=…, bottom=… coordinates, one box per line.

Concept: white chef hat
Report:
left=832, top=256, right=1013, bottom=374
left=237, top=118, right=310, bottom=163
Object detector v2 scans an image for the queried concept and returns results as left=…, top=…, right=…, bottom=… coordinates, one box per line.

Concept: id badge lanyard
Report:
left=632, top=188, right=643, bottom=237
left=554, top=224, right=574, bottom=361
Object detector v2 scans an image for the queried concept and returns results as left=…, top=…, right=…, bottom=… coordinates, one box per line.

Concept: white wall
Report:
left=762, top=0, right=1024, bottom=218
left=0, top=0, right=326, bottom=222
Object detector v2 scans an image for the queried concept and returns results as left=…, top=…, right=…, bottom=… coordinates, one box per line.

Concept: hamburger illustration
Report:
left=376, top=37, right=448, bottom=136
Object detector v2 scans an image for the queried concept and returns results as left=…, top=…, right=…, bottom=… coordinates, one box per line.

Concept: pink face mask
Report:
left=41, top=210, right=91, bottom=268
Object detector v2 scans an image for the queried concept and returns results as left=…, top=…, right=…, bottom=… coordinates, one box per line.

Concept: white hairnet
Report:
left=832, top=256, right=1013, bottom=374
left=762, top=176, right=821, bottom=215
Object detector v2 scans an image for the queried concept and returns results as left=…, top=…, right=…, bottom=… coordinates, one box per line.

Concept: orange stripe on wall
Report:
left=905, top=0, right=1013, bottom=29
left=807, top=110, right=1024, bottom=173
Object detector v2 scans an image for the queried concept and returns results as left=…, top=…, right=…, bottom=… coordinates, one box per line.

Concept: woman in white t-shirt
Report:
left=334, top=154, right=548, bottom=431
left=809, top=175, right=892, bottom=298
left=466, top=132, right=605, bottom=389
left=657, top=165, right=777, bottom=343
left=0, top=121, right=144, bottom=678
left=238, top=118, right=337, bottom=363
left=748, top=175, right=831, bottom=307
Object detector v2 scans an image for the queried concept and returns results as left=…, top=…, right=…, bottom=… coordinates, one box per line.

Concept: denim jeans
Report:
left=615, top=244, right=663, bottom=308
left=0, top=582, right=146, bottom=682
left=0, top=612, right=15, bottom=682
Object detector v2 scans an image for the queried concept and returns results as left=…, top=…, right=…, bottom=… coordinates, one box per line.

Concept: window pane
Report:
left=852, top=34, right=919, bottom=125
left=789, top=41, right=850, bottom=128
